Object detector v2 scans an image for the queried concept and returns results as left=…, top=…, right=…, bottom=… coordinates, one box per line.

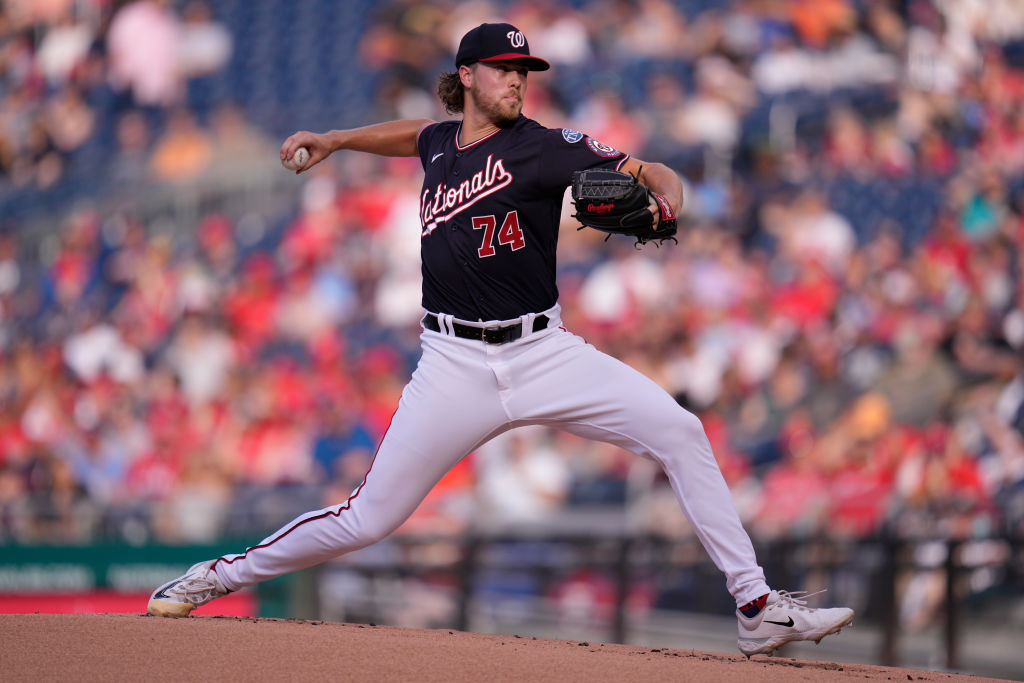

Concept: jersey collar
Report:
left=455, top=122, right=502, bottom=151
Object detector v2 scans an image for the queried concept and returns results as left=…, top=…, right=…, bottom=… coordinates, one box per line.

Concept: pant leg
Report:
left=213, top=332, right=509, bottom=590
left=502, top=328, right=770, bottom=606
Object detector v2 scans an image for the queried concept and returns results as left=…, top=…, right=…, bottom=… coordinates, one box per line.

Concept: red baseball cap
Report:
left=455, top=23, right=550, bottom=72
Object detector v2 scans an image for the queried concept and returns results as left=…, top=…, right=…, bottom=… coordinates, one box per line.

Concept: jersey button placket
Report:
left=448, top=153, right=459, bottom=229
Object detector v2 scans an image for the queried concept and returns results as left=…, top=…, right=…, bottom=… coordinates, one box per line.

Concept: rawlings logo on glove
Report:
left=571, top=168, right=678, bottom=246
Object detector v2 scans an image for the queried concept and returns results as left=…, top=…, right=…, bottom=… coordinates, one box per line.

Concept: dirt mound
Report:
left=0, top=614, right=1001, bottom=682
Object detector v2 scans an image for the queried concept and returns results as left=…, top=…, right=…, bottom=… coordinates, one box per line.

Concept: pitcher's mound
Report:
left=0, top=614, right=999, bottom=681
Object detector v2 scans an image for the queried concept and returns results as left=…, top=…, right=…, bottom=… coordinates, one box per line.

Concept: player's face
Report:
left=469, top=62, right=528, bottom=126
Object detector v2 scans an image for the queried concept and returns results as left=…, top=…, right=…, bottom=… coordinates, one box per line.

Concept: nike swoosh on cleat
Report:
left=153, top=581, right=179, bottom=600
left=765, top=617, right=795, bottom=627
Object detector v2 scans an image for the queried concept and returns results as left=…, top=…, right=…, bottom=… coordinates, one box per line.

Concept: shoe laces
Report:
left=169, top=573, right=221, bottom=605
left=774, top=589, right=826, bottom=612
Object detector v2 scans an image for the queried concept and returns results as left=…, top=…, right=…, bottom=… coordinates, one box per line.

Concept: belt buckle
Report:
left=482, top=325, right=506, bottom=344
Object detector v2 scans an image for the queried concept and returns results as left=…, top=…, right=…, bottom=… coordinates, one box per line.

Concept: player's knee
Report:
left=677, top=409, right=707, bottom=440
left=354, top=515, right=402, bottom=546
left=657, top=407, right=710, bottom=452
left=652, top=404, right=706, bottom=441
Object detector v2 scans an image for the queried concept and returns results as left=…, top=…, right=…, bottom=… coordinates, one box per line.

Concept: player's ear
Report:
left=459, top=64, right=474, bottom=88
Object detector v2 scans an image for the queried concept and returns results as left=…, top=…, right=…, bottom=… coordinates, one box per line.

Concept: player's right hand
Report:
left=280, top=131, right=332, bottom=173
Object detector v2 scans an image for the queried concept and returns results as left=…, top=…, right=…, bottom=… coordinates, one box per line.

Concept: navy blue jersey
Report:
left=416, top=115, right=628, bottom=321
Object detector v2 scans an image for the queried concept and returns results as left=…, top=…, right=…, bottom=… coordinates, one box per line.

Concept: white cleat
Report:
left=736, top=590, right=854, bottom=657
left=147, top=560, right=229, bottom=617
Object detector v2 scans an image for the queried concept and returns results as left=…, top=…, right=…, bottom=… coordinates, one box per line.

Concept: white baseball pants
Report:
left=212, top=306, right=770, bottom=606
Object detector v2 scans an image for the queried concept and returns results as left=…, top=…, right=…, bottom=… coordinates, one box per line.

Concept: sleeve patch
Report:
left=586, top=137, right=621, bottom=157
left=561, top=128, right=584, bottom=143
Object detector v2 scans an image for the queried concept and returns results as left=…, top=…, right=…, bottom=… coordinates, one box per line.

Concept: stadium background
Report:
left=1, top=0, right=1023, bottom=678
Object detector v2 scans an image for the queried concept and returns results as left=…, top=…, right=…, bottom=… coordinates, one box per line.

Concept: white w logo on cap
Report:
left=506, top=30, right=525, bottom=48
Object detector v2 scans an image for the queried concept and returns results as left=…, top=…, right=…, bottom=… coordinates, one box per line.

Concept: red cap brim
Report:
left=479, top=53, right=550, bottom=71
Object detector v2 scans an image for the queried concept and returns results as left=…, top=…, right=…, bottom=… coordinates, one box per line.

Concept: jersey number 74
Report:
left=472, top=211, right=526, bottom=257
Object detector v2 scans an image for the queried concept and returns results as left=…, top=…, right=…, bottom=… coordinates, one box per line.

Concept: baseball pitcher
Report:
left=149, top=22, right=853, bottom=657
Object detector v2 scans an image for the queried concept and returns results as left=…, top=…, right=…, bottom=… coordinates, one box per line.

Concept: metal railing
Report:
left=321, top=532, right=1024, bottom=672
left=1, top=533, right=1021, bottom=673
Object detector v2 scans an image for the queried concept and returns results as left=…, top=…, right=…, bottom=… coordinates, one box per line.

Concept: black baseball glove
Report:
left=571, top=168, right=678, bottom=245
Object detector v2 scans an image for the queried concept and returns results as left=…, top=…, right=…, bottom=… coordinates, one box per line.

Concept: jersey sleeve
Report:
left=416, top=122, right=443, bottom=170
left=535, top=127, right=630, bottom=191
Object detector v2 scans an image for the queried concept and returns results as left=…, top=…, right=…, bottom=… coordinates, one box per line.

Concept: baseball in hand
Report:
left=282, top=146, right=310, bottom=171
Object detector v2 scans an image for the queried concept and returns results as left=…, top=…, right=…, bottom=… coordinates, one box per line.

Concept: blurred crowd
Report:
left=0, top=0, right=237, bottom=201
left=2, top=0, right=1024, bottom=557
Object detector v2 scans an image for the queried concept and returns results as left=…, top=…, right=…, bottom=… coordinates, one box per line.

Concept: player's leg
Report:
left=503, top=328, right=769, bottom=602
left=148, top=332, right=510, bottom=616
left=501, top=328, right=852, bottom=654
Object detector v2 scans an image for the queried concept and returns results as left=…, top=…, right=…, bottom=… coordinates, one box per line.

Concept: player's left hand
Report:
left=647, top=194, right=661, bottom=224
left=571, top=169, right=678, bottom=245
